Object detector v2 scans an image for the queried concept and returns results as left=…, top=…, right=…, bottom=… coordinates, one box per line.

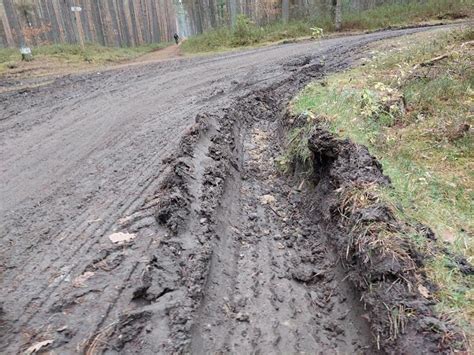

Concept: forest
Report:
left=0, top=0, right=177, bottom=47
left=179, top=0, right=407, bottom=34
left=0, top=0, right=470, bottom=48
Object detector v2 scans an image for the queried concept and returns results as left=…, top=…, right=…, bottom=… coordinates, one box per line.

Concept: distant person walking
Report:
left=174, top=33, right=180, bottom=45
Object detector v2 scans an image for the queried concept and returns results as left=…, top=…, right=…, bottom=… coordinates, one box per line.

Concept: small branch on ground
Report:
left=419, top=54, right=449, bottom=67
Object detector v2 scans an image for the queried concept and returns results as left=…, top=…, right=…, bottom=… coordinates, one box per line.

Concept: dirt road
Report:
left=0, top=27, right=449, bottom=354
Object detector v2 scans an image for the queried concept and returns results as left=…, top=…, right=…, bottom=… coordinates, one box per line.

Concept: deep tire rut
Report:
left=192, top=123, right=373, bottom=353
left=89, top=47, right=374, bottom=353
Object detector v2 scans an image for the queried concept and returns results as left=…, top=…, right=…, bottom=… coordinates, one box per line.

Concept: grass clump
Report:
left=276, top=113, right=318, bottom=174
left=338, top=183, right=415, bottom=264
left=290, top=27, right=473, bottom=330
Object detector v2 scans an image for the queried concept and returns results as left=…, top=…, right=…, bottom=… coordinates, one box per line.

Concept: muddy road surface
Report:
left=0, top=27, right=447, bottom=354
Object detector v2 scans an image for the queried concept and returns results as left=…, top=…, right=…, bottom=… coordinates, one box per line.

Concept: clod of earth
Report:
left=289, top=113, right=466, bottom=353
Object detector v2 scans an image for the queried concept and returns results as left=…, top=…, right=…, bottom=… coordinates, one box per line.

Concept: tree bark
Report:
left=282, top=0, right=289, bottom=23
left=334, top=0, right=342, bottom=31
left=229, top=0, right=238, bottom=27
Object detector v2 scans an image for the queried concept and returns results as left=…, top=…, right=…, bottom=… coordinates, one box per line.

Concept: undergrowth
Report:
left=342, top=0, right=472, bottom=30
left=289, top=27, right=473, bottom=333
left=182, top=0, right=471, bottom=54
left=182, top=16, right=316, bottom=53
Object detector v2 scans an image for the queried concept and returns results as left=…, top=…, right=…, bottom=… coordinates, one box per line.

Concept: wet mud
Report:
left=0, top=25, right=465, bottom=354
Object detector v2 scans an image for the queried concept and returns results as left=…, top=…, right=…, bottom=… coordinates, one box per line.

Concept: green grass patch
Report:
left=290, top=28, right=473, bottom=329
left=0, top=42, right=169, bottom=74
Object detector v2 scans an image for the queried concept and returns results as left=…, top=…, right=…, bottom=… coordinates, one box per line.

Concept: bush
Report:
left=231, top=15, right=261, bottom=46
left=182, top=18, right=315, bottom=53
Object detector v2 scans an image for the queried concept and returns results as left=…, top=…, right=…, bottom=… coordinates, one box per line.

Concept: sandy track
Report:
left=0, top=26, right=448, bottom=353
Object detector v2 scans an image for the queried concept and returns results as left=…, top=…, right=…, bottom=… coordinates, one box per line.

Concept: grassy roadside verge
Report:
left=287, top=27, right=473, bottom=336
left=342, top=0, right=471, bottom=31
left=0, top=42, right=169, bottom=75
left=182, top=0, right=472, bottom=54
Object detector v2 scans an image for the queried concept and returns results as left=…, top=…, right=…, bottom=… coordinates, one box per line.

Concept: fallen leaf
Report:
left=235, top=312, right=250, bottom=322
left=108, top=232, right=136, bottom=245
left=260, top=194, right=276, bottom=205
left=73, top=271, right=95, bottom=288
left=418, top=285, right=431, bottom=298
left=25, top=339, right=54, bottom=354
left=297, top=180, right=305, bottom=191
left=117, top=216, right=132, bottom=226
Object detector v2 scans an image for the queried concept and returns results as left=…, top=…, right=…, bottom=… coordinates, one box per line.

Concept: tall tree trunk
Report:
left=208, top=0, right=217, bottom=28
left=51, top=0, right=66, bottom=43
left=229, top=0, right=238, bottom=27
left=0, top=1, right=14, bottom=47
left=282, top=0, right=289, bottom=23
left=91, top=0, right=105, bottom=45
left=333, top=0, right=342, bottom=31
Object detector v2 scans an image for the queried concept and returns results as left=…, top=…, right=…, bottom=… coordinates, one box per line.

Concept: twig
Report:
left=419, top=54, right=449, bottom=67
left=267, top=205, right=283, bottom=218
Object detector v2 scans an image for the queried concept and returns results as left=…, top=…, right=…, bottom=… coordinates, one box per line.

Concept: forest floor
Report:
left=0, top=42, right=178, bottom=94
left=0, top=24, right=471, bottom=354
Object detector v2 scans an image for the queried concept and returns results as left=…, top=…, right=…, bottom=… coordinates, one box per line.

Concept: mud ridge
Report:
left=281, top=113, right=467, bottom=353
left=92, top=113, right=218, bottom=353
